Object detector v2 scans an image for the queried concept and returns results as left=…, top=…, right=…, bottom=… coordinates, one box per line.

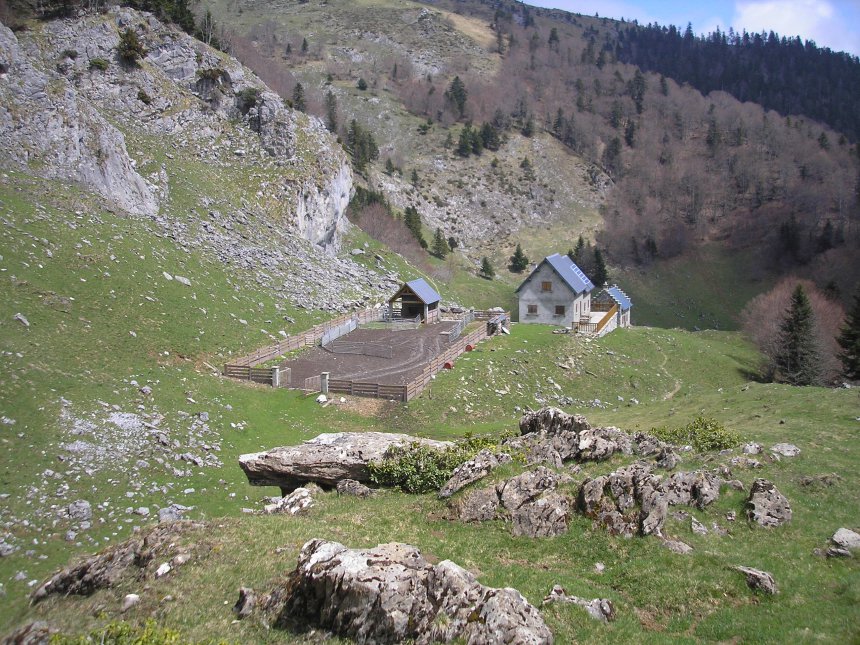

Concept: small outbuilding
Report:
left=388, top=278, right=440, bottom=324
left=595, top=285, right=633, bottom=328
left=516, top=253, right=594, bottom=327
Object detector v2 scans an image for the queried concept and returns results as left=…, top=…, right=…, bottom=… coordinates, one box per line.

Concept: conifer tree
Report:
left=773, top=284, right=821, bottom=385
left=592, top=248, right=608, bottom=286
left=403, top=206, right=427, bottom=249
left=509, top=243, right=529, bottom=272
left=432, top=228, right=449, bottom=258
left=292, top=82, right=306, bottom=112
left=837, top=288, right=860, bottom=380
left=480, top=256, right=494, bottom=279
left=445, top=76, right=468, bottom=118
left=325, top=90, right=338, bottom=133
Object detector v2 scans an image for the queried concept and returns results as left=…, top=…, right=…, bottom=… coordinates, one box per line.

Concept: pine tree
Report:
left=410, top=169, right=419, bottom=187
left=837, top=288, right=860, bottom=380
left=480, top=256, right=495, bottom=279
left=445, top=76, right=468, bottom=118
left=456, top=124, right=473, bottom=157
left=292, top=82, right=306, bottom=112
left=592, top=248, right=608, bottom=286
left=325, top=90, right=338, bottom=133
left=432, top=228, right=449, bottom=258
left=509, top=243, right=529, bottom=272
left=773, top=285, right=822, bottom=385
left=403, top=206, right=427, bottom=249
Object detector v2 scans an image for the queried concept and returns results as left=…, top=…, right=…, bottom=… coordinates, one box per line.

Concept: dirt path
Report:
left=653, top=338, right=682, bottom=401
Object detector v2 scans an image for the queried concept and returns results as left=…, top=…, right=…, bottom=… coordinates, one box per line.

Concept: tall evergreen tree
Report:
left=837, top=288, right=860, bottom=380
left=444, top=76, right=468, bottom=118
left=432, top=228, right=449, bottom=258
left=773, top=284, right=821, bottom=385
left=325, top=90, right=338, bottom=133
left=480, top=256, right=495, bottom=279
left=403, top=206, right=427, bottom=249
left=592, top=248, right=608, bottom=286
left=509, top=243, right=529, bottom=272
left=292, top=82, right=306, bottom=112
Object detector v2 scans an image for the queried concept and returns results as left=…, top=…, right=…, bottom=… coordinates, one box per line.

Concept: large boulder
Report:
left=746, top=479, right=792, bottom=528
left=264, top=539, right=553, bottom=644
left=577, top=462, right=667, bottom=537
left=519, top=407, right=591, bottom=436
left=239, top=432, right=452, bottom=493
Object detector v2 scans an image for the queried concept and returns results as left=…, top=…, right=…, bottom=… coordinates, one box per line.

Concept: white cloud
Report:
left=732, top=1, right=859, bottom=53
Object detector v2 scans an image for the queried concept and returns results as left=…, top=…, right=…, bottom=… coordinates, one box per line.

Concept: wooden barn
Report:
left=388, top=278, right=441, bottom=324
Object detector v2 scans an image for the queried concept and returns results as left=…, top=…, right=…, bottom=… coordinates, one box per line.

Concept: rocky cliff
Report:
left=0, top=8, right=351, bottom=252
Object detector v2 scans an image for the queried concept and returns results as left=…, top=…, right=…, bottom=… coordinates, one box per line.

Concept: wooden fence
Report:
left=578, top=305, right=618, bottom=336
left=319, top=311, right=510, bottom=403
left=222, top=306, right=385, bottom=383
left=223, top=364, right=291, bottom=387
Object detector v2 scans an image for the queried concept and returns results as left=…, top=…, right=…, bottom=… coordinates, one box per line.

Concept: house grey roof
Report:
left=516, top=253, right=594, bottom=295
left=605, top=285, right=632, bottom=310
left=404, top=278, right=440, bottom=305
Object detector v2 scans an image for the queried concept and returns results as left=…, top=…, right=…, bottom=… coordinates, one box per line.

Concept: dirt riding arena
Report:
left=282, top=321, right=462, bottom=386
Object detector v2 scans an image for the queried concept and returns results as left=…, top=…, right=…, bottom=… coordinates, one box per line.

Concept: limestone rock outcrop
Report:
left=263, top=539, right=554, bottom=644
left=745, top=479, right=792, bottom=528
left=239, top=432, right=452, bottom=492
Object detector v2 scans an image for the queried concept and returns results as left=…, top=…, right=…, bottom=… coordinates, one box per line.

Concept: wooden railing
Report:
left=594, top=304, right=618, bottom=336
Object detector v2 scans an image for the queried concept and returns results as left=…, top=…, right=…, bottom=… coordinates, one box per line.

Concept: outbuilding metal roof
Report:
left=517, top=253, right=594, bottom=295
left=605, top=285, right=632, bottom=310
left=404, top=278, right=441, bottom=304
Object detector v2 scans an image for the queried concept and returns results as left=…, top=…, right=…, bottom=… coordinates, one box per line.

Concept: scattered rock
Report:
left=262, top=488, right=313, bottom=515
left=770, top=443, right=800, bottom=457
left=438, top=449, right=512, bottom=498
left=831, top=528, right=860, bottom=550
left=67, top=500, right=91, bottom=522
left=661, top=539, right=693, bottom=554
left=174, top=275, right=191, bottom=287
left=542, top=585, right=615, bottom=622
left=454, top=487, right=501, bottom=523
left=13, top=313, right=30, bottom=328
left=155, top=563, right=171, bottom=578
left=743, top=442, right=762, bottom=455
left=239, top=432, right=452, bottom=492
left=158, top=504, right=189, bottom=523
left=336, top=479, right=374, bottom=498
left=799, top=473, right=841, bottom=487
left=733, top=566, right=777, bottom=594
left=691, top=517, right=708, bottom=535
left=746, top=479, right=792, bottom=528
left=263, top=539, right=554, bottom=644
left=233, top=587, right=257, bottom=619
left=121, top=593, right=140, bottom=612
left=0, top=621, right=56, bottom=644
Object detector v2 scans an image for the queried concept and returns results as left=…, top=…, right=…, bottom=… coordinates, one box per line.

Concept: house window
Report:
left=555, top=305, right=565, bottom=316
left=541, top=281, right=552, bottom=292
left=527, top=304, right=538, bottom=315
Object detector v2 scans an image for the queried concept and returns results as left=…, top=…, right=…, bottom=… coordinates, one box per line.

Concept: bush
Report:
left=118, top=27, right=146, bottom=64
left=137, top=89, right=152, bottom=104
left=89, top=57, right=109, bottom=71
left=368, top=434, right=504, bottom=494
left=649, top=416, right=741, bottom=452
left=51, top=619, right=194, bottom=644
left=61, top=49, right=78, bottom=60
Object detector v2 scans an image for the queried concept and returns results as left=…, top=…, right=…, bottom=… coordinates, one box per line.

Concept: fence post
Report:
left=271, top=367, right=280, bottom=388
left=321, top=372, right=329, bottom=395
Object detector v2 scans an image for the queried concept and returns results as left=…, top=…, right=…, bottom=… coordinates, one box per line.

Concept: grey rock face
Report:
left=770, top=443, right=800, bottom=457
left=733, top=566, right=777, bottom=594
left=67, top=500, right=92, bottom=522
left=519, top=407, right=591, bottom=436
left=265, top=539, right=554, bottom=644
left=832, top=528, right=860, bottom=550
left=577, top=462, right=667, bottom=537
left=542, top=585, right=615, bottom=622
left=660, top=470, right=720, bottom=509
left=438, top=449, right=512, bottom=498
left=262, top=488, right=313, bottom=515
left=239, top=432, right=452, bottom=492
left=456, top=487, right=503, bottom=523
left=746, top=479, right=792, bottom=528
left=233, top=587, right=257, bottom=620
left=336, top=478, right=374, bottom=498
left=662, top=539, right=693, bottom=554
left=31, top=521, right=203, bottom=602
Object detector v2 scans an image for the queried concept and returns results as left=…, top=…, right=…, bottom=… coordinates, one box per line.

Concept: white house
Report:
left=516, top=253, right=594, bottom=326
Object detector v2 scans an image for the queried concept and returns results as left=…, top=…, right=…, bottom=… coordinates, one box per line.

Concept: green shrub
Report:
left=50, top=619, right=195, bottom=644
left=137, top=89, right=152, bottom=104
left=89, top=57, right=109, bottom=71
left=237, top=87, right=261, bottom=112
left=118, top=27, right=146, bottom=64
left=649, top=416, right=741, bottom=452
left=196, top=67, right=223, bottom=81
left=61, top=49, right=78, bottom=60
left=368, top=433, right=508, bottom=494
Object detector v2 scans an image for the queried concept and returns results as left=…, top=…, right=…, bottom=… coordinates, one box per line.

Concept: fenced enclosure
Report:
left=320, top=319, right=358, bottom=347
left=323, top=339, right=395, bottom=359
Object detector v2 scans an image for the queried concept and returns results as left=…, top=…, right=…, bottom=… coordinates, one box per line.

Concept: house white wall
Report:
left=518, top=263, right=591, bottom=326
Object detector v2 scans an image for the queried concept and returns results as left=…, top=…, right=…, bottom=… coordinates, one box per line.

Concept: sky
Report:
left=528, top=0, right=860, bottom=55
